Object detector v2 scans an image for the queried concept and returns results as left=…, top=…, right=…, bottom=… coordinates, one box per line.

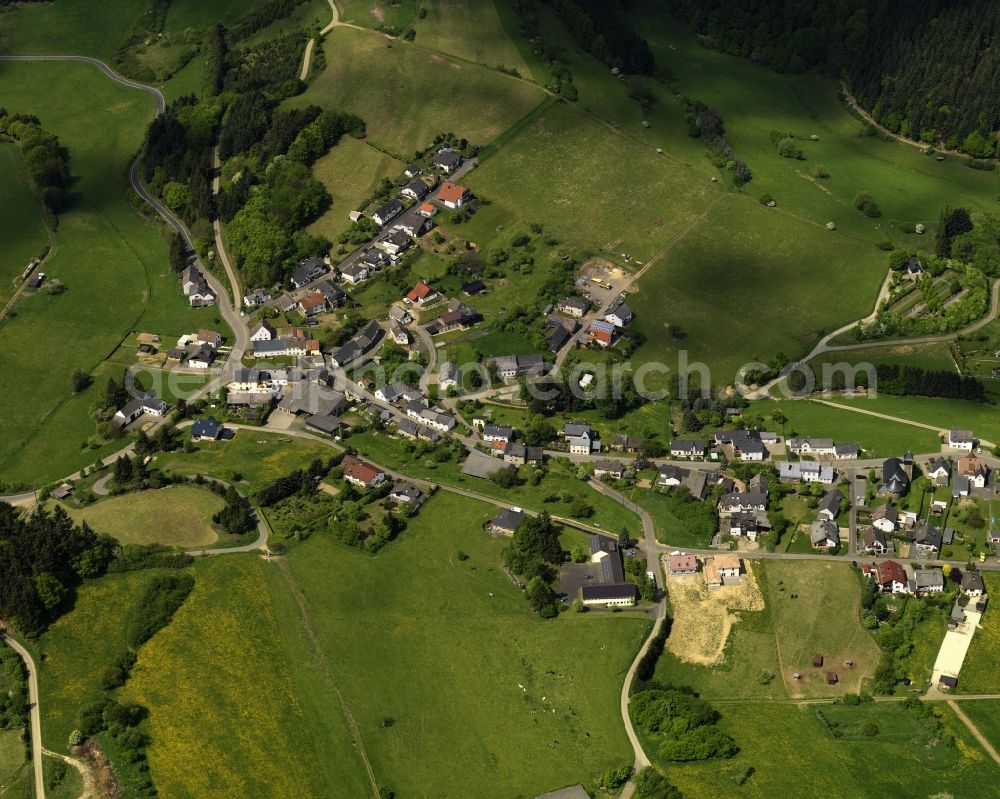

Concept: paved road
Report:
left=749, top=272, right=1000, bottom=399
left=210, top=148, right=243, bottom=311
left=1, top=633, right=45, bottom=799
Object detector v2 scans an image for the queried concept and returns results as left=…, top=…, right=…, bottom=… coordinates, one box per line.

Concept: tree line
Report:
left=0, top=504, right=115, bottom=634
left=666, top=0, right=1000, bottom=157
left=544, top=0, right=654, bottom=75
left=0, top=110, right=73, bottom=214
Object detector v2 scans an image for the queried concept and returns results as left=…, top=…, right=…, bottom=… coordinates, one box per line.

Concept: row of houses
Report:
left=863, top=560, right=986, bottom=599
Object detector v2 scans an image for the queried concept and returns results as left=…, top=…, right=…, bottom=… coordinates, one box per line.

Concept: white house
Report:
left=340, top=263, right=369, bottom=285
left=113, top=396, right=168, bottom=427
left=249, top=320, right=276, bottom=342
left=669, top=440, right=705, bottom=459
left=439, top=361, right=460, bottom=390
left=871, top=503, right=899, bottom=533
left=777, top=461, right=835, bottom=484
left=372, top=199, right=403, bottom=227
left=604, top=303, right=633, bottom=328
left=948, top=429, right=975, bottom=451
left=787, top=438, right=836, bottom=457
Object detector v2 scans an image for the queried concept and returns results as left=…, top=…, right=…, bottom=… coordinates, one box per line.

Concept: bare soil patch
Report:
left=665, top=560, right=765, bottom=666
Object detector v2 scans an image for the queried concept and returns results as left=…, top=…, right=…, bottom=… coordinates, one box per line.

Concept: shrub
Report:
left=812, top=165, right=830, bottom=178
left=854, top=192, right=882, bottom=217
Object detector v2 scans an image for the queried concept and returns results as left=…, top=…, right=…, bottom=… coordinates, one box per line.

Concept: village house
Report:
left=912, top=520, right=943, bottom=559
left=298, top=291, right=328, bottom=317
left=714, top=430, right=768, bottom=461
left=290, top=257, right=328, bottom=289
left=438, top=361, right=460, bottom=390
left=958, top=455, right=990, bottom=489
left=962, top=571, right=986, bottom=597
left=401, top=179, right=430, bottom=201
left=388, top=320, right=409, bottom=346
left=431, top=148, right=462, bottom=173
left=181, top=265, right=216, bottom=307
left=372, top=199, right=404, bottom=227
left=329, top=320, right=383, bottom=369
left=397, top=217, right=432, bottom=238
left=196, top=329, right=223, bottom=349
left=913, top=569, right=945, bottom=595
left=416, top=202, right=437, bottom=218
left=728, top=511, right=766, bottom=540
left=670, top=439, right=705, bottom=459
left=405, top=282, right=439, bottom=306
left=864, top=560, right=908, bottom=594
left=187, top=344, right=216, bottom=369
left=860, top=527, right=889, bottom=555
left=496, top=442, right=542, bottom=466
left=482, top=424, right=513, bottom=443
left=657, top=465, right=686, bottom=487
left=718, top=477, right=769, bottom=514
left=878, top=457, right=911, bottom=497
left=809, top=519, right=840, bottom=549
left=377, top=230, right=413, bottom=258
left=375, top=382, right=424, bottom=405
left=339, top=262, right=369, bottom=285
left=668, top=553, right=698, bottom=575
left=928, top=457, right=952, bottom=486
left=703, top=559, right=723, bottom=589
left=243, top=288, right=272, bottom=307
left=190, top=416, right=223, bottom=442
left=361, top=248, right=391, bottom=272
left=587, top=319, right=616, bottom=347
left=493, top=354, right=546, bottom=381
left=610, top=434, right=643, bottom=453
left=871, top=503, right=899, bottom=533
left=113, top=395, right=168, bottom=428
left=557, top=297, right=589, bottom=318
left=249, top=320, right=276, bottom=342
left=787, top=438, right=837, bottom=457
left=604, top=303, right=633, bottom=328
left=947, top=429, right=975, bottom=451
left=816, top=489, right=843, bottom=521
left=405, top=401, right=456, bottom=433
left=228, top=368, right=277, bottom=395
left=486, top=508, right=526, bottom=536
left=716, top=554, right=742, bottom=578
left=563, top=422, right=600, bottom=455
left=593, top=460, right=625, bottom=480
left=404, top=164, right=422, bottom=179
left=316, top=278, right=346, bottom=307
left=341, top=455, right=387, bottom=490
left=437, top=181, right=469, bottom=210
left=388, top=482, right=425, bottom=509
left=424, top=301, right=480, bottom=336
left=778, top=460, right=835, bottom=484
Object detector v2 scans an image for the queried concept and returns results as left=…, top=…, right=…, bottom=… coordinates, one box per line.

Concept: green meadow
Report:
left=0, top=62, right=213, bottom=486
left=0, top=144, right=50, bottom=306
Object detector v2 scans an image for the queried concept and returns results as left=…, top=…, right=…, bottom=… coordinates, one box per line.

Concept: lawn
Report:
left=954, top=700, right=1000, bottom=753
left=123, top=554, right=371, bottom=799
left=808, top=341, right=958, bottom=377
left=654, top=560, right=879, bottom=700
left=467, top=100, right=717, bottom=264
left=822, top=392, right=1000, bottom=447
left=152, top=430, right=334, bottom=489
left=628, top=487, right=715, bottom=549
left=0, top=144, right=50, bottom=307
left=35, top=569, right=173, bottom=750
left=60, top=486, right=225, bottom=548
left=307, top=137, right=405, bottom=242
left=955, top=572, right=1000, bottom=694
left=411, top=0, right=533, bottom=76
left=750, top=398, right=940, bottom=456
left=0, top=62, right=213, bottom=486
left=290, top=25, right=547, bottom=156
left=629, top=195, right=884, bottom=384
left=665, top=701, right=1000, bottom=799
left=271, top=490, right=651, bottom=797
left=345, top=429, right=643, bottom=536
left=0, top=730, right=29, bottom=798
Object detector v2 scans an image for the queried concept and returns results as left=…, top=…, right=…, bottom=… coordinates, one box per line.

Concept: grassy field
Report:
left=124, top=555, right=370, bottom=799
left=308, top=137, right=405, bottom=242
left=467, top=100, right=717, bottom=263
left=955, top=572, right=1000, bottom=694
left=654, top=560, right=879, bottom=700
left=750, top=398, right=940, bottom=456
left=628, top=488, right=715, bottom=549
left=629, top=195, right=885, bottom=384
left=665, top=701, right=1000, bottom=798
left=820, top=392, right=1000, bottom=446
left=272, top=490, right=650, bottom=797
left=0, top=730, right=30, bottom=799
left=954, top=700, right=1000, bottom=752
left=0, top=144, right=50, bottom=307
left=0, top=63, right=215, bottom=486
left=60, top=486, right=225, bottom=547
left=291, top=26, right=546, bottom=156
left=36, top=570, right=171, bottom=750
left=107, top=491, right=650, bottom=798
left=152, top=430, right=334, bottom=489
left=412, top=0, right=533, bottom=76
left=808, top=341, right=958, bottom=376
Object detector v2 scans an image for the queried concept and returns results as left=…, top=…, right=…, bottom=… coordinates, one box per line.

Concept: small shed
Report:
left=939, top=675, right=958, bottom=690
left=826, top=672, right=839, bottom=685
left=812, top=653, right=824, bottom=668
left=49, top=483, right=73, bottom=500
